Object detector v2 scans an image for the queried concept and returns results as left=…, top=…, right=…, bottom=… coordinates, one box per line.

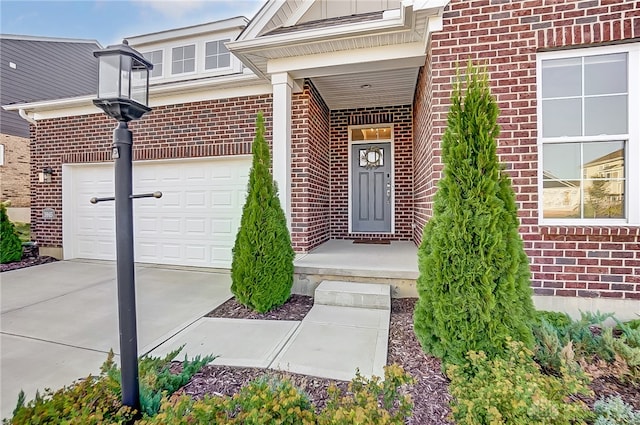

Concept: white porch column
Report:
left=271, top=72, right=293, bottom=227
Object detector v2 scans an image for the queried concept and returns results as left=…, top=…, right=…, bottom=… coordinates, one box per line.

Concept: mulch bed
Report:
left=191, top=296, right=453, bottom=423
left=0, top=256, right=57, bottom=272
left=190, top=295, right=640, bottom=421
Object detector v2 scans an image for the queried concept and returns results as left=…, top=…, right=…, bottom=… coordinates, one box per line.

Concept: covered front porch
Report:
left=292, top=239, right=419, bottom=298
left=227, top=0, right=448, bottom=253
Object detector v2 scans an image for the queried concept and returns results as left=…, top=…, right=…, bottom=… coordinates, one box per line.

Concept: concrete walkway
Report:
left=151, top=280, right=390, bottom=382
left=2, top=261, right=390, bottom=421
left=1, top=261, right=233, bottom=420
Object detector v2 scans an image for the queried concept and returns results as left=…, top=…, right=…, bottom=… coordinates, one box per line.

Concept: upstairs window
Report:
left=171, top=45, right=195, bottom=75
left=143, top=50, right=163, bottom=78
left=538, top=44, right=639, bottom=224
left=204, top=39, right=230, bottom=70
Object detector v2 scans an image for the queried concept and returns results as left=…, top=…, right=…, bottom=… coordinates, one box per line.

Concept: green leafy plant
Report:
left=593, top=396, right=640, bottom=425
left=317, top=364, right=414, bottom=425
left=0, top=203, right=23, bottom=264
left=413, top=64, right=535, bottom=365
left=231, top=111, right=295, bottom=313
left=447, top=339, right=593, bottom=425
left=6, top=347, right=214, bottom=423
left=140, top=365, right=414, bottom=425
left=6, top=352, right=135, bottom=425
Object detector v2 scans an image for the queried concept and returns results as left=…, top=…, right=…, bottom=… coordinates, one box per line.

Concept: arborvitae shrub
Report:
left=1, top=203, right=23, bottom=264
left=413, top=66, right=535, bottom=365
left=231, top=111, right=295, bottom=313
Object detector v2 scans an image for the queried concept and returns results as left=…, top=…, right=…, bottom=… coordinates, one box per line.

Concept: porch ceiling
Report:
left=311, top=67, right=419, bottom=110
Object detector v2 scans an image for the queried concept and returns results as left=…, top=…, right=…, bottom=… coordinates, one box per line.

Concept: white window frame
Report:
left=0, top=144, right=4, bottom=166
left=170, top=44, right=196, bottom=76
left=143, top=49, right=164, bottom=79
left=204, top=39, right=231, bottom=72
left=537, top=42, right=640, bottom=226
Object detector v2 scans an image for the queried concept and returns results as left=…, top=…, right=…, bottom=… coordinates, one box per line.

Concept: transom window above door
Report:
left=351, top=126, right=392, bottom=141
left=538, top=43, right=639, bottom=224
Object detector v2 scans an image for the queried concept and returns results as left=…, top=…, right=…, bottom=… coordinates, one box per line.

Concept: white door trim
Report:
left=347, top=124, right=395, bottom=234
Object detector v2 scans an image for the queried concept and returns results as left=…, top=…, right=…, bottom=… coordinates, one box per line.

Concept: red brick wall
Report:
left=31, top=95, right=273, bottom=248
left=291, top=80, right=331, bottom=252
left=416, top=0, right=640, bottom=299
left=330, top=106, right=414, bottom=241
left=413, top=54, right=435, bottom=245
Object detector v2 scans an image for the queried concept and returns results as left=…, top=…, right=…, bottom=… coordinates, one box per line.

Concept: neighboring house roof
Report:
left=583, top=148, right=624, bottom=168
left=0, top=35, right=100, bottom=137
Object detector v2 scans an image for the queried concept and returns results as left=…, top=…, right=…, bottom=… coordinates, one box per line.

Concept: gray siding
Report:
left=0, top=37, right=99, bottom=137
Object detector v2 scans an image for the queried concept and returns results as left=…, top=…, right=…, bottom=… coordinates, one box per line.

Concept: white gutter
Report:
left=18, top=108, right=36, bottom=125
left=3, top=72, right=265, bottom=117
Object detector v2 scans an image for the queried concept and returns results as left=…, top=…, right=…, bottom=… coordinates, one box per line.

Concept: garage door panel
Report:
left=66, top=157, right=250, bottom=268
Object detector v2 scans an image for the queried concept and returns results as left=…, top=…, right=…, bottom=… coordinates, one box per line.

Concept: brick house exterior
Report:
left=6, top=1, right=639, bottom=304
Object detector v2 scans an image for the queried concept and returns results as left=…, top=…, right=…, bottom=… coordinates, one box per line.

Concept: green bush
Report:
left=413, top=65, right=535, bottom=365
left=594, top=396, right=640, bottom=425
left=6, top=348, right=214, bottom=424
left=447, top=339, right=593, bottom=425
left=231, top=111, right=295, bottom=313
left=141, top=365, right=414, bottom=425
left=1, top=203, right=23, bottom=264
left=535, top=310, right=573, bottom=330
left=317, top=364, right=414, bottom=425
left=6, top=352, right=135, bottom=425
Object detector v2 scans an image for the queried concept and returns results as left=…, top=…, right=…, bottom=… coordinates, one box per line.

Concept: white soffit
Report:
left=312, top=67, right=420, bottom=110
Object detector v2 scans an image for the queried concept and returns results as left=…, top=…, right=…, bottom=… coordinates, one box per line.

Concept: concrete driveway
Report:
left=0, top=260, right=232, bottom=420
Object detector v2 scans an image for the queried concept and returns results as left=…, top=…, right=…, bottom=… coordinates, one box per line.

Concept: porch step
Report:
left=314, top=280, right=390, bottom=310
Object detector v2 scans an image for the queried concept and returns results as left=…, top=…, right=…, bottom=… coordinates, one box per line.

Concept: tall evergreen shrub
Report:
left=231, top=111, right=294, bottom=313
left=413, top=66, right=535, bottom=365
left=1, top=203, right=23, bottom=263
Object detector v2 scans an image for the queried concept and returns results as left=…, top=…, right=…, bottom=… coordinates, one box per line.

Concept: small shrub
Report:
left=0, top=203, right=23, bottom=264
left=447, top=339, right=593, bottom=425
left=593, top=396, right=640, bottom=425
left=229, top=376, right=316, bottom=424
left=535, top=310, right=573, bottom=330
left=6, top=352, right=135, bottom=425
left=231, top=111, right=295, bottom=313
left=142, top=365, right=414, bottom=425
left=318, top=364, right=414, bottom=425
left=6, top=348, right=213, bottom=423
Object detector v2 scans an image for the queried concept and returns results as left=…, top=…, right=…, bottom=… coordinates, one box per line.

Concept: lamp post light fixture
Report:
left=92, top=40, right=155, bottom=414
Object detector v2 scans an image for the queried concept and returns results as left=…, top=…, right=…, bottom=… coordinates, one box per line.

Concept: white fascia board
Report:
left=237, top=0, right=286, bottom=41
left=267, top=42, right=426, bottom=78
left=4, top=73, right=271, bottom=121
left=126, top=16, right=249, bottom=47
left=283, top=0, right=315, bottom=27
left=228, top=14, right=409, bottom=54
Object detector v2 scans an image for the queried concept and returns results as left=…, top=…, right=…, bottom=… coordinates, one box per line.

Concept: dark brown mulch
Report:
left=186, top=296, right=639, bottom=422
left=206, top=294, right=314, bottom=321
left=187, top=296, right=453, bottom=423
left=0, top=256, right=58, bottom=272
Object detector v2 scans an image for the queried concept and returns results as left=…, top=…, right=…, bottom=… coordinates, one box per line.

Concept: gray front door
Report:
left=352, top=143, right=392, bottom=233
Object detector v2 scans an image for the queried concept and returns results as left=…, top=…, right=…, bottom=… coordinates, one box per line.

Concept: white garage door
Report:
left=63, top=157, right=251, bottom=268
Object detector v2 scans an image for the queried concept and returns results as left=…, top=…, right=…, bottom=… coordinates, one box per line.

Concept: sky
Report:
left=0, top=0, right=264, bottom=47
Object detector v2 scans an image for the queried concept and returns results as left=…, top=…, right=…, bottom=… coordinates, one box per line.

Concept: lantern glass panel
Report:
left=120, top=55, right=131, bottom=99
left=131, top=60, right=149, bottom=106
left=98, top=55, right=120, bottom=98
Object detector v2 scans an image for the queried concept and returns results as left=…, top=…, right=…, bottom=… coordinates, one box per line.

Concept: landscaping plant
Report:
left=6, top=347, right=214, bottom=424
left=413, top=65, right=535, bottom=365
left=447, top=339, right=593, bottom=425
left=0, top=203, right=23, bottom=264
left=231, top=111, right=295, bottom=313
left=593, top=396, right=640, bottom=425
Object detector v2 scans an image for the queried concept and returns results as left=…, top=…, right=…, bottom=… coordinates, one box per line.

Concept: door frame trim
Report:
left=347, top=124, right=395, bottom=234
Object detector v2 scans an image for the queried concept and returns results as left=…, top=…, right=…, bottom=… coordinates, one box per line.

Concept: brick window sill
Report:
left=539, top=225, right=640, bottom=237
